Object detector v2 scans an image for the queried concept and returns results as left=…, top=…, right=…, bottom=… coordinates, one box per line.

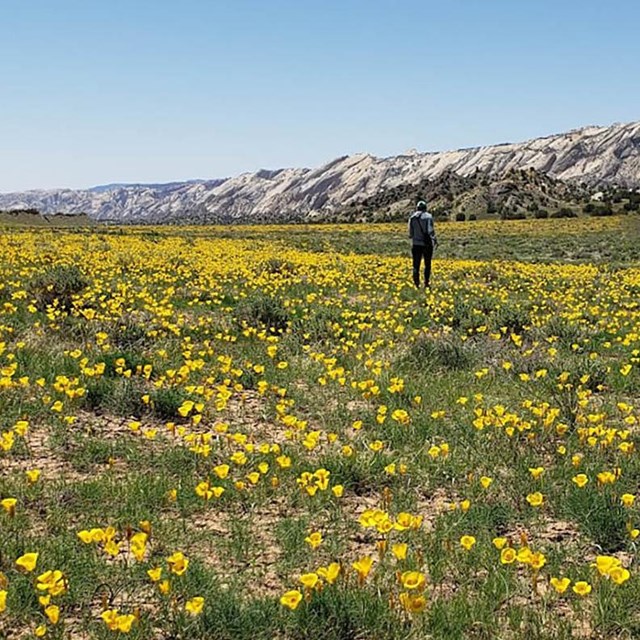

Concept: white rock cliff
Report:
left=1, top=122, right=638, bottom=223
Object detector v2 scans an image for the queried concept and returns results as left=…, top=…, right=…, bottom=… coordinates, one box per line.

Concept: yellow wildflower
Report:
left=280, top=590, right=303, bottom=610
left=185, top=596, right=205, bottom=615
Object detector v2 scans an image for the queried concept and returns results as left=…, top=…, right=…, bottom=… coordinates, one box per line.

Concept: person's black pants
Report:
left=412, top=242, right=433, bottom=288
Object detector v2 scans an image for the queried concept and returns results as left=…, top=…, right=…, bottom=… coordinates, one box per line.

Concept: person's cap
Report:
left=417, top=200, right=427, bottom=211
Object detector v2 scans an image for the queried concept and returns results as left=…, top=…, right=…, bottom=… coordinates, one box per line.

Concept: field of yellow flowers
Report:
left=0, top=216, right=639, bottom=639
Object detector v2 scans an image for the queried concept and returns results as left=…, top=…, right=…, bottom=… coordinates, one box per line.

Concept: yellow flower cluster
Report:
left=0, top=221, right=638, bottom=637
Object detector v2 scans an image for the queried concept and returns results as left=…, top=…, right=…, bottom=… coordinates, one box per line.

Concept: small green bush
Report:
left=291, top=306, right=342, bottom=343
left=234, top=293, right=291, bottom=333
left=405, top=335, right=472, bottom=371
left=28, top=264, right=89, bottom=311
left=550, top=208, right=577, bottom=219
left=589, top=204, right=614, bottom=217
left=110, top=314, right=153, bottom=350
left=151, top=387, right=190, bottom=419
left=502, top=211, right=527, bottom=220
left=260, top=258, right=297, bottom=275
left=83, top=378, right=147, bottom=417
left=567, top=490, right=628, bottom=553
left=493, top=301, right=532, bottom=334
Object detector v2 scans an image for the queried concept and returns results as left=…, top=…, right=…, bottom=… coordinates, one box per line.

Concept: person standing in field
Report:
left=408, top=200, right=437, bottom=288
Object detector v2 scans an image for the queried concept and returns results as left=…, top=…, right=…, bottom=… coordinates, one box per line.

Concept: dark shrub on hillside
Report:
left=455, top=213, right=466, bottom=222
left=589, top=204, right=614, bottom=217
left=550, top=208, right=577, bottom=219
left=502, top=211, right=527, bottom=220
left=534, top=209, right=549, bottom=219
left=468, top=214, right=477, bottom=221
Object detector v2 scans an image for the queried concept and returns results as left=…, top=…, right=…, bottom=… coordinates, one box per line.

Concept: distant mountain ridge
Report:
left=1, top=121, right=638, bottom=223
left=88, top=179, right=216, bottom=193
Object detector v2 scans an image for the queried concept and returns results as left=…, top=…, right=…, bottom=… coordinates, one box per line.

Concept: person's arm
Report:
left=431, top=216, right=438, bottom=247
left=408, top=217, right=413, bottom=239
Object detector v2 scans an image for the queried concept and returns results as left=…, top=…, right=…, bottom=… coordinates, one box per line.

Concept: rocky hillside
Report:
left=0, top=180, right=227, bottom=224
left=329, top=168, right=592, bottom=222
left=1, top=121, right=638, bottom=223
left=0, top=208, right=94, bottom=226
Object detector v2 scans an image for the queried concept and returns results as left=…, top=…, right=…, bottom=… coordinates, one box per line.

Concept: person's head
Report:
left=417, top=200, right=427, bottom=212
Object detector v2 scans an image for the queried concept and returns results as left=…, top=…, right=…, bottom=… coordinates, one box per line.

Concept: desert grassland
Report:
left=102, top=214, right=640, bottom=264
left=0, top=216, right=639, bottom=640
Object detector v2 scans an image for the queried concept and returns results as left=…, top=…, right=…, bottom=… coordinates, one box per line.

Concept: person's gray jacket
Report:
left=408, top=211, right=437, bottom=247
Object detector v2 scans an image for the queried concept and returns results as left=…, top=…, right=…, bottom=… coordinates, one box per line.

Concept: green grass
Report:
left=0, top=218, right=638, bottom=639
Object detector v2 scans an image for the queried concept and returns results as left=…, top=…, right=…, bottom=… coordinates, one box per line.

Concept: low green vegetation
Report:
left=0, top=217, right=639, bottom=639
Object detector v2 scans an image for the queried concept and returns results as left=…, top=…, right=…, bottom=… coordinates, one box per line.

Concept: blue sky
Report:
left=1, top=0, right=639, bottom=191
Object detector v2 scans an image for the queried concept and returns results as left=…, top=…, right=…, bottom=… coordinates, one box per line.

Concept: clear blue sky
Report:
left=1, top=0, right=639, bottom=191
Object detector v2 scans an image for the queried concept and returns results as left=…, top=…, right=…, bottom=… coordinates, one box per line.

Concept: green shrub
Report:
left=550, top=208, right=577, bottom=219
left=234, top=293, right=291, bottom=333
left=566, top=489, right=628, bottom=552
left=589, top=204, right=614, bottom=217
left=493, top=301, right=532, bottom=334
left=151, top=387, right=190, bottom=420
left=502, top=211, right=527, bottom=220
left=83, top=378, right=147, bottom=417
left=28, top=264, right=89, bottom=311
left=260, top=258, right=297, bottom=275
left=291, top=305, right=343, bottom=343
left=110, top=314, right=154, bottom=350
left=100, top=351, right=148, bottom=378
left=405, top=335, right=472, bottom=371
left=544, top=316, right=582, bottom=347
